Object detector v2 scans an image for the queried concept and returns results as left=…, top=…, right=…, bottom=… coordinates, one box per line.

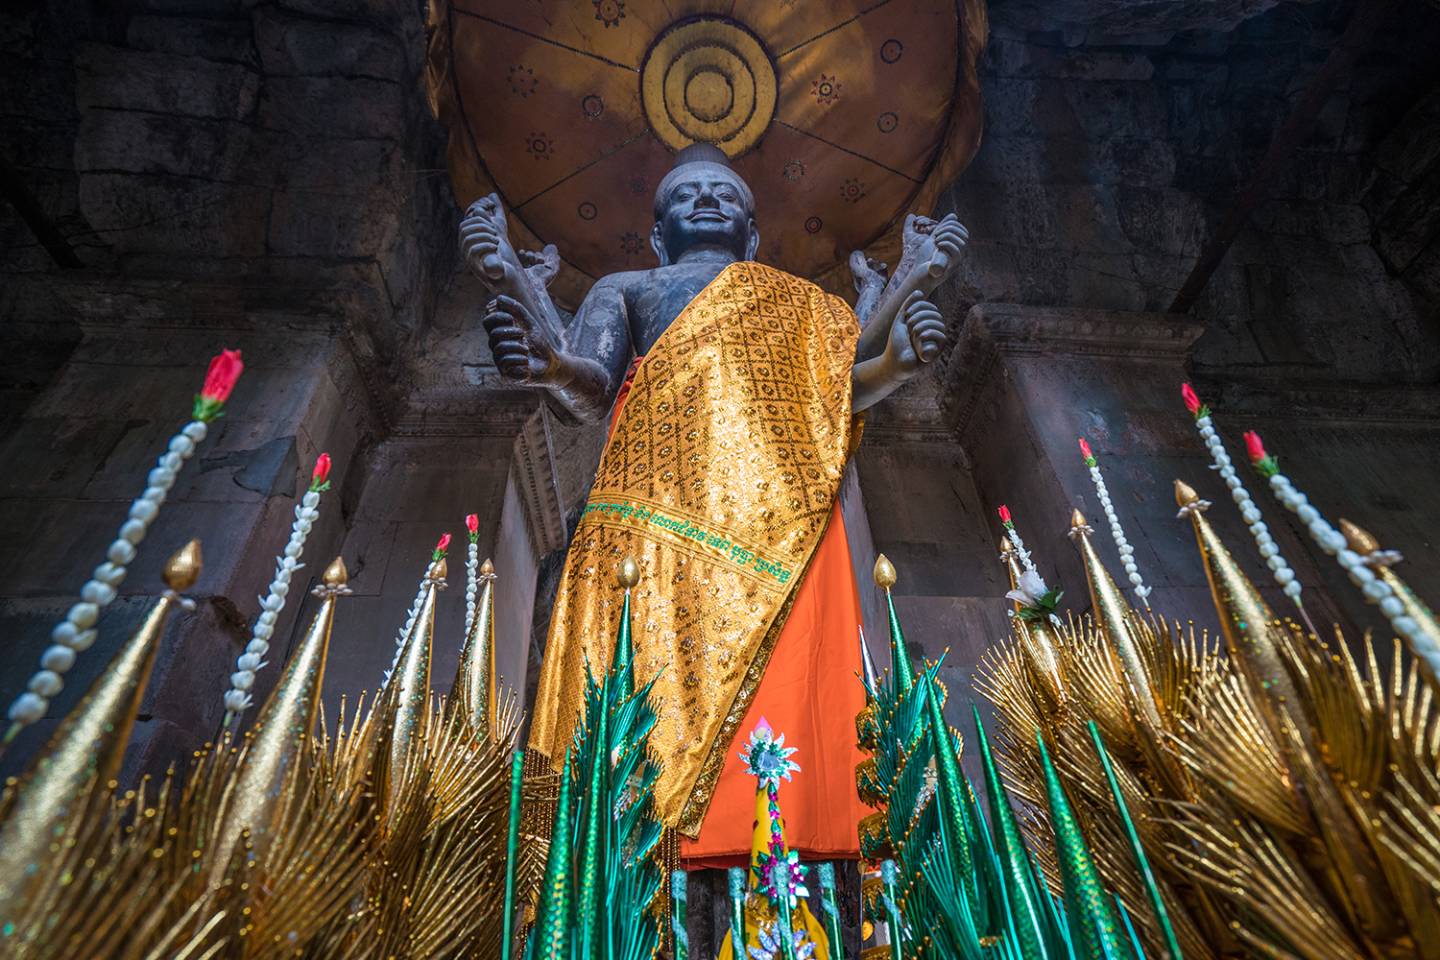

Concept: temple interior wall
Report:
left=2, top=0, right=1439, bottom=780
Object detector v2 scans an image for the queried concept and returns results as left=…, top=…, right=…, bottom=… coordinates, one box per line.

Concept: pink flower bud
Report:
left=997, top=504, right=1012, bottom=524
left=1181, top=382, right=1202, bottom=416
left=1078, top=437, right=1093, bottom=461
left=1243, top=431, right=1267, bottom=464
left=201, top=349, right=244, bottom=403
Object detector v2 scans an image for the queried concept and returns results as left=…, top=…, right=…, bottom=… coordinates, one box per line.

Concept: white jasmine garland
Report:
left=1253, top=444, right=1439, bottom=680
left=464, top=539, right=479, bottom=637
left=1084, top=457, right=1151, bottom=607
left=222, top=489, right=321, bottom=723
left=6, top=420, right=210, bottom=730
left=1194, top=415, right=1309, bottom=609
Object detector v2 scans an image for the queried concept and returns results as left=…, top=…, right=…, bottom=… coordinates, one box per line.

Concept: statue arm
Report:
left=855, top=214, right=968, bottom=361
left=544, top=275, right=632, bottom=424
left=851, top=292, right=947, bottom=413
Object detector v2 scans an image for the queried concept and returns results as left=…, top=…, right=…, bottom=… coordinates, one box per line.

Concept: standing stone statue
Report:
left=459, top=143, right=966, bottom=866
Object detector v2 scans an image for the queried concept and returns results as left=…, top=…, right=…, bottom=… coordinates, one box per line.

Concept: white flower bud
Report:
left=29, top=670, right=64, bottom=697
left=1266, top=556, right=1283, bottom=572
left=1225, top=475, right=1241, bottom=490
left=255, top=623, right=274, bottom=640
left=183, top=421, right=208, bottom=441
left=146, top=467, right=172, bottom=488
left=272, top=582, right=289, bottom=598
left=41, top=645, right=77, bottom=672
left=93, top=562, right=126, bottom=586
left=67, top=602, right=99, bottom=629
left=261, top=595, right=284, bottom=612
left=284, top=542, right=303, bottom=559
left=1348, top=566, right=1375, bottom=586
left=224, top=690, right=251, bottom=712
left=230, top=671, right=254, bottom=691
left=1321, top=529, right=1346, bottom=553
left=120, top=520, right=147, bottom=545
left=69, top=629, right=98, bottom=651
left=1380, top=597, right=1405, bottom=618
left=1274, top=568, right=1295, bottom=586
left=160, top=452, right=182, bottom=471
left=245, top=639, right=270, bottom=656
left=1362, top=579, right=1388, bottom=601
left=259, top=610, right=278, bottom=626
left=1283, top=582, right=1302, bottom=599
left=1241, top=507, right=1261, bottom=524
left=302, top=491, right=320, bottom=508
left=169, top=434, right=195, bottom=456
left=1338, top=549, right=1362, bottom=569
left=1296, top=505, right=1319, bottom=525
left=297, top=520, right=313, bottom=534
left=8, top=693, right=48, bottom=723
left=142, top=486, right=167, bottom=504
left=281, top=557, right=298, bottom=571
left=108, top=539, right=137, bottom=565
left=1259, top=542, right=1278, bottom=558
left=52, top=620, right=78, bottom=645
left=81, top=581, right=116, bottom=606
left=237, top=653, right=263, bottom=671
left=1394, top=616, right=1419, bottom=638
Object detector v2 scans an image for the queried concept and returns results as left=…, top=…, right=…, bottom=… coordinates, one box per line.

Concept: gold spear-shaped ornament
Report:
left=0, top=539, right=201, bottom=920
left=455, top=558, right=499, bottom=739
left=1339, top=518, right=1440, bottom=663
left=380, top=557, right=445, bottom=818
left=206, top=556, right=349, bottom=888
left=1175, top=480, right=1397, bottom=943
left=999, top=543, right=1067, bottom=711
left=1068, top=508, right=1163, bottom=730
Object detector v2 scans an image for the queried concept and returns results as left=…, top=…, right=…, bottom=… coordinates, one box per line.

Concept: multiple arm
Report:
left=460, top=196, right=631, bottom=423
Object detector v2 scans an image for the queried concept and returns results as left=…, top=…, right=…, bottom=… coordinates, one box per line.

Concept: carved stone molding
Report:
left=946, top=302, right=1205, bottom=442
left=510, top=404, right=568, bottom=557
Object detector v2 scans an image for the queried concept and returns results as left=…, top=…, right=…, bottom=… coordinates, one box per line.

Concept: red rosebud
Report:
left=1181, top=382, right=1201, bottom=416
left=465, top=513, right=479, bottom=535
left=997, top=504, right=1012, bottom=524
left=308, top=452, right=332, bottom=492
left=1078, top=437, right=1093, bottom=461
left=201, top=349, right=244, bottom=403
left=435, top=532, right=452, bottom=555
left=1243, top=431, right=1267, bottom=464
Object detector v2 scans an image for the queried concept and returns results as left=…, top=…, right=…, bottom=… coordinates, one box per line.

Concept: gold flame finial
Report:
left=1339, top=518, right=1379, bottom=556
left=618, top=556, right=640, bottom=588
left=481, top=558, right=495, bottom=577
left=322, top=556, right=349, bottom=586
left=1174, top=479, right=1200, bottom=507
left=430, top=557, right=448, bottom=580
left=164, top=539, right=202, bottom=591
left=1069, top=508, right=1088, bottom=529
left=873, top=554, right=897, bottom=589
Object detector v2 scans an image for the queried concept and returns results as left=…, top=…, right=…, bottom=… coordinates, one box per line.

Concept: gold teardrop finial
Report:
left=1069, top=508, right=1088, bottom=529
left=873, top=554, right=897, bottom=589
left=481, top=558, right=495, bottom=576
left=1338, top=518, right=1379, bottom=556
left=1174, top=479, right=1200, bottom=507
left=618, top=556, right=640, bottom=588
left=431, top=557, right=448, bottom=580
left=163, top=539, right=202, bottom=591
left=322, top=556, right=349, bottom=586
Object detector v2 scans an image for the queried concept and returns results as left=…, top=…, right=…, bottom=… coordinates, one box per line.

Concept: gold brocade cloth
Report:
left=527, top=261, right=860, bottom=836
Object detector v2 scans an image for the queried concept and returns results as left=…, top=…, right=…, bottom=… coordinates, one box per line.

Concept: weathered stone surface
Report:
left=253, top=8, right=406, bottom=81
left=74, top=43, right=260, bottom=120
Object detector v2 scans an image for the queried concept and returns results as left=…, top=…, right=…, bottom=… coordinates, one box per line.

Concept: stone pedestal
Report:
left=948, top=302, right=1348, bottom=630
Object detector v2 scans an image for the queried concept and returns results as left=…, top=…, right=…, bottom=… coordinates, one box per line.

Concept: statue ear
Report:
left=650, top=222, right=671, bottom=267
left=745, top=219, right=760, bottom=261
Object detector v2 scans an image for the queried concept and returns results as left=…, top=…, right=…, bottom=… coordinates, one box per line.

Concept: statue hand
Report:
left=460, top=193, right=520, bottom=291
left=885, top=291, right=947, bottom=379
left=484, top=294, right=561, bottom=384
left=924, top=213, right=968, bottom=280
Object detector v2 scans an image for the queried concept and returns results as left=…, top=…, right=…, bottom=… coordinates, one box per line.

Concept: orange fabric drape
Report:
left=610, top=356, right=871, bottom=868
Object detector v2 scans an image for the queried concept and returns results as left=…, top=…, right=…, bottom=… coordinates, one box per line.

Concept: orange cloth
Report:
left=610, top=357, right=870, bottom=868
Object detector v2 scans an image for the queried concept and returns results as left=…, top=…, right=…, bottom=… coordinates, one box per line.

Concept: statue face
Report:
left=651, top=168, right=759, bottom=265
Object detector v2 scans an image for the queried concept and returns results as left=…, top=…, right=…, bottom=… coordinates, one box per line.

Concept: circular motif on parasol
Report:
left=431, top=0, right=985, bottom=304
left=641, top=18, right=777, bottom=158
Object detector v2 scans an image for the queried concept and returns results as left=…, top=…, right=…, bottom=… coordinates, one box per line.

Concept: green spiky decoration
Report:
left=525, top=559, right=664, bottom=960
left=859, top=556, right=1146, bottom=960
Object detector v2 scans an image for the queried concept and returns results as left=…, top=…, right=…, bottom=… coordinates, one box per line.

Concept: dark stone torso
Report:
left=615, top=260, right=734, bottom=354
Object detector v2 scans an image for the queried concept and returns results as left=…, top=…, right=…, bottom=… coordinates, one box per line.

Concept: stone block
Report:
left=76, top=173, right=269, bottom=258
left=125, top=15, right=258, bottom=64
left=75, top=43, right=259, bottom=120
left=257, top=76, right=406, bottom=141
left=76, top=110, right=255, bottom=181
left=254, top=8, right=407, bottom=81
left=266, top=184, right=404, bottom=258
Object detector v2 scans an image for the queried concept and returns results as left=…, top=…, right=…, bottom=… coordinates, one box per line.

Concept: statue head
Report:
left=651, top=143, right=760, bottom=266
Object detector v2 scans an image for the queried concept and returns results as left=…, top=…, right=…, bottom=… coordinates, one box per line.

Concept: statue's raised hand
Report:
left=460, top=193, right=521, bottom=291
left=885, top=291, right=948, bottom=379
left=484, top=294, right=561, bottom=384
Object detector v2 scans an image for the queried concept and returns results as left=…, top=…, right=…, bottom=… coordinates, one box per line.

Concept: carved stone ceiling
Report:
left=428, top=0, right=985, bottom=307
